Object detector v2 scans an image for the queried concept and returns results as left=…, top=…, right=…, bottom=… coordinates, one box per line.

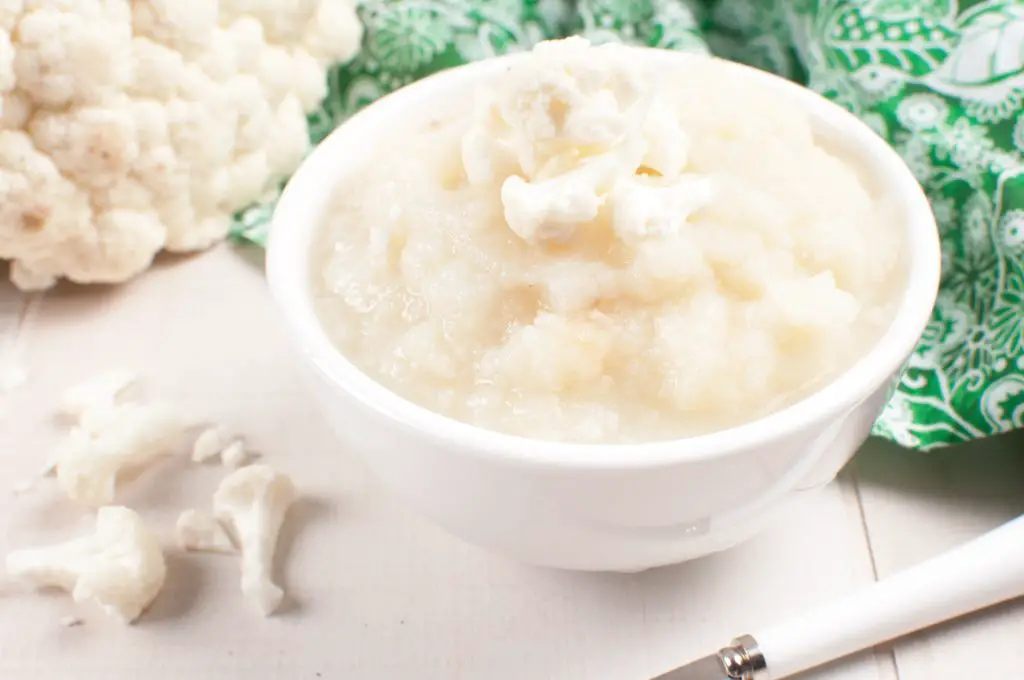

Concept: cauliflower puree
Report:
left=312, top=38, right=905, bottom=444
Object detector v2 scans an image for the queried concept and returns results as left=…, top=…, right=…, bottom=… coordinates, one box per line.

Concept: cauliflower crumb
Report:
left=0, top=2, right=363, bottom=289
left=5, top=506, right=167, bottom=624
left=191, top=425, right=254, bottom=467
left=214, top=464, right=296, bottom=616
left=175, top=509, right=236, bottom=554
left=191, top=425, right=232, bottom=463
left=220, top=440, right=256, bottom=469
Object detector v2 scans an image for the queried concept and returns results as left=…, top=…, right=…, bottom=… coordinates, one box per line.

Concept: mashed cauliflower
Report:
left=312, top=38, right=905, bottom=444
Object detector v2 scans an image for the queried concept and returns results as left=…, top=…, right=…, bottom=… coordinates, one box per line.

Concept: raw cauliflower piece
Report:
left=220, top=440, right=256, bottom=469
left=53, top=401, right=184, bottom=507
left=0, top=1, right=362, bottom=290
left=175, top=509, right=236, bottom=554
left=191, top=425, right=255, bottom=467
left=5, top=506, right=167, bottom=624
left=214, top=464, right=296, bottom=616
left=33, top=370, right=138, bottom=479
left=60, top=369, right=138, bottom=425
left=191, top=424, right=233, bottom=463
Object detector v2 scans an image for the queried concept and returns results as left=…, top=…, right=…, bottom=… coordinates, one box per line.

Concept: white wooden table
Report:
left=1, top=246, right=1022, bottom=680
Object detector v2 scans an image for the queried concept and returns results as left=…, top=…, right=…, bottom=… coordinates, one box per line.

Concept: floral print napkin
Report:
left=233, top=0, right=1024, bottom=450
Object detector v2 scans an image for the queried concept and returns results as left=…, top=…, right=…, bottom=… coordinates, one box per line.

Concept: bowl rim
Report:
left=266, top=46, right=942, bottom=470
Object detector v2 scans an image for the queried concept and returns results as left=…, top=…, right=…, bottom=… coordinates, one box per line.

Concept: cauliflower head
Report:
left=0, top=0, right=362, bottom=290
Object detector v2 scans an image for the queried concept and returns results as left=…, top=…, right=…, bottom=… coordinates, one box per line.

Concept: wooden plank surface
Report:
left=0, top=247, right=1017, bottom=679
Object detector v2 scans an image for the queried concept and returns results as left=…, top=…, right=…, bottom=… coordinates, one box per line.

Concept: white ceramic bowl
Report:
left=267, top=48, right=941, bottom=572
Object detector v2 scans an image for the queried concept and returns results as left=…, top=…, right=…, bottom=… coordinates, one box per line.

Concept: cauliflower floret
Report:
left=219, top=0, right=363, bottom=65
left=29, top=101, right=141, bottom=190
left=463, top=38, right=713, bottom=248
left=59, top=369, right=137, bottom=429
left=132, top=0, right=218, bottom=57
left=40, top=370, right=138, bottom=480
left=0, top=0, right=363, bottom=289
left=214, top=465, right=297, bottom=616
left=0, top=130, right=94, bottom=290
left=304, top=0, right=364, bottom=66
left=5, top=506, right=167, bottom=624
left=610, top=175, right=714, bottom=243
left=176, top=509, right=237, bottom=554
left=462, top=36, right=646, bottom=185
left=13, top=2, right=133, bottom=107
left=53, top=401, right=184, bottom=507
left=494, top=37, right=646, bottom=165
left=500, top=169, right=604, bottom=245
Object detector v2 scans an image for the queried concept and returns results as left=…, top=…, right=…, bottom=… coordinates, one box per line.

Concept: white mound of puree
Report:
left=312, top=37, right=905, bottom=444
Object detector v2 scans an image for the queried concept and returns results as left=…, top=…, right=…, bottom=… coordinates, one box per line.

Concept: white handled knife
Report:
left=652, top=514, right=1024, bottom=679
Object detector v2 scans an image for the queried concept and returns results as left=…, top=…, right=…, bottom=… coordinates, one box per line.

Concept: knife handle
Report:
left=747, top=514, right=1024, bottom=679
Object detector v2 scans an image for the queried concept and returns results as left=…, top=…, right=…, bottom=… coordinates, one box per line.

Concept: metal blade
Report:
left=650, top=654, right=731, bottom=680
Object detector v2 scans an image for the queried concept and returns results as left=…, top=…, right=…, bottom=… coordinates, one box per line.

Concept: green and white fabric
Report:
left=233, top=0, right=1024, bottom=450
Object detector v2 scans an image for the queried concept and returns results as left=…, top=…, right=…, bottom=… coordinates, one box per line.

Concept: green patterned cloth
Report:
left=233, top=0, right=1024, bottom=450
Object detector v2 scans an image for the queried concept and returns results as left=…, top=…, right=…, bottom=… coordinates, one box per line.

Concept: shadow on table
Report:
left=229, top=242, right=265, bottom=273
left=852, top=430, right=1024, bottom=508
